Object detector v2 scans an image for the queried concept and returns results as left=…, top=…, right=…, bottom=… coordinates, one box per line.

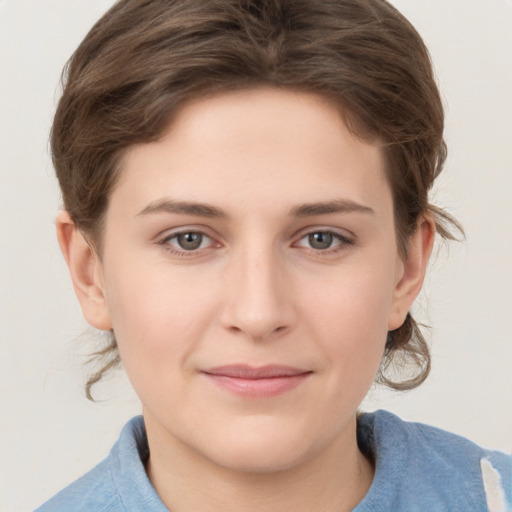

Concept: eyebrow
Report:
left=290, top=199, right=375, bottom=217
left=137, top=199, right=229, bottom=219
left=137, top=198, right=374, bottom=219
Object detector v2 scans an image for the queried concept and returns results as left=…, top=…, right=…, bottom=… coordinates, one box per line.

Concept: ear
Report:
left=56, top=211, right=113, bottom=330
left=388, top=215, right=435, bottom=331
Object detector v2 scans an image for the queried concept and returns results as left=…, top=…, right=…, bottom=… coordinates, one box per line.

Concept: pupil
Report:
left=309, top=232, right=333, bottom=250
left=178, top=232, right=202, bottom=250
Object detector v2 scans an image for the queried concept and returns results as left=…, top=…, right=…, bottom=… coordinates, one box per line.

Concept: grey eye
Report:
left=308, top=232, right=334, bottom=250
left=177, top=232, right=204, bottom=250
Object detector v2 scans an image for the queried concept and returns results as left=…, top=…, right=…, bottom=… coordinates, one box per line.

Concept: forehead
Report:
left=114, top=87, right=390, bottom=217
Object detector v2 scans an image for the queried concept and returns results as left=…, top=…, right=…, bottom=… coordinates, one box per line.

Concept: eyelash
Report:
left=158, top=229, right=354, bottom=257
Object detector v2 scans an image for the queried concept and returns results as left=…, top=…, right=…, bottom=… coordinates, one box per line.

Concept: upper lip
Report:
left=202, top=365, right=311, bottom=379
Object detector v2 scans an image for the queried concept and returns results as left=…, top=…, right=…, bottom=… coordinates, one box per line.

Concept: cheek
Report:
left=301, top=266, right=395, bottom=371
left=307, top=266, right=395, bottom=329
left=102, top=266, right=224, bottom=416
left=102, top=260, right=221, bottom=366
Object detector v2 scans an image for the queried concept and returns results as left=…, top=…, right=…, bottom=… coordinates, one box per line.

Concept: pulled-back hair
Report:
left=52, top=0, right=461, bottom=399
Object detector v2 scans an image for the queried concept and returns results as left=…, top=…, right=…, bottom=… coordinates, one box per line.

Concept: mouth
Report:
left=201, top=365, right=313, bottom=398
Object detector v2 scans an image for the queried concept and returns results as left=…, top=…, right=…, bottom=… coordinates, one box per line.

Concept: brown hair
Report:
left=52, top=0, right=462, bottom=399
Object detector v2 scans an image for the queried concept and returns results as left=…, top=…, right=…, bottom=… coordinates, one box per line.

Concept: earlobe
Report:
left=56, top=211, right=113, bottom=331
left=388, top=216, right=435, bottom=331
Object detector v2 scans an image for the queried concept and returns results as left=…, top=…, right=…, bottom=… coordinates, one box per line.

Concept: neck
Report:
left=145, top=413, right=374, bottom=512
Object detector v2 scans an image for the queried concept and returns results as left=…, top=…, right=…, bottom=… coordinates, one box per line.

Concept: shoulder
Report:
left=34, top=456, right=120, bottom=512
left=34, top=416, right=167, bottom=512
left=356, top=410, right=512, bottom=511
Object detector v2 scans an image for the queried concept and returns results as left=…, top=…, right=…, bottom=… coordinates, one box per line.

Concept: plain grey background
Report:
left=1, top=1, right=511, bottom=510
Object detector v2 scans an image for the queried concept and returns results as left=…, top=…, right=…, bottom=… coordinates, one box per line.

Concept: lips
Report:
left=202, top=365, right=312, bottom=398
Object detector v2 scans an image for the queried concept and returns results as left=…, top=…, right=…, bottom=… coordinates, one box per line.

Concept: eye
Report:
left=306, top=232, right=336, bottom=250
left=160, top=230, right=217, bottom=254
left=295, top=230, right=353, bottom=251
left=175, top=232, right=205, bottom=251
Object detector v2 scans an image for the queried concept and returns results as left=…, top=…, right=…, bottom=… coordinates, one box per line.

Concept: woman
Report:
left=36, top=0, right=511, bottom=510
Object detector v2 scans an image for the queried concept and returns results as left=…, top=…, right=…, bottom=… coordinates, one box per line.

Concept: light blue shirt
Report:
left=35, top=410, right=512, bottom=511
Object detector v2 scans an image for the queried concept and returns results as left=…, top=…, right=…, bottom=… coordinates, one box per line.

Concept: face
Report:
left=72, top=88, right=427, bottom=473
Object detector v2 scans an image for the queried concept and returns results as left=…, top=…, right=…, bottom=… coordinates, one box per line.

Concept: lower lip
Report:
left=203, top=373, right=311, bottom=398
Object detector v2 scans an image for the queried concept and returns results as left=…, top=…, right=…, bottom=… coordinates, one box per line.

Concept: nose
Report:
left=220, top=246, right=297, bottom=342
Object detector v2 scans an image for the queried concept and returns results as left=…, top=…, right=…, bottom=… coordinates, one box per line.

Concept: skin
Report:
left=57, top=88, right=434, bottom=512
